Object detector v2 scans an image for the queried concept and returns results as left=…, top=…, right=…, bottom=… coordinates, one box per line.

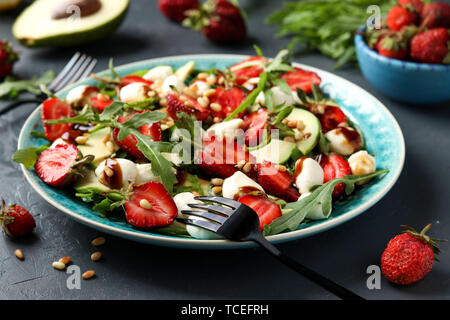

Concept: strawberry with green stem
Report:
left=1, top=199, right=36, bottom=238
left=0, top=40, right=18, bottom=78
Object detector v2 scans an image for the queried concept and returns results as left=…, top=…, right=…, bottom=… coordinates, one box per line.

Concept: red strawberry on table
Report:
left=1, top=200, right=36, bottom=238
left=35, top=144, right=91, bottom=187
left=256, top=161, right=299, bottom=202
left=158, top=0, right=199, bottom=23
left=113, top=111, right=162, bottom=160
left=183, top=0, right=247, bottom=43
left=41, top=98, right=74, bottom=142
left=166, top=93, right=210, bottom=121
left=410, top=28, right=450, bottom=64
left=420, top=2, right=450, bottom=29
left=386, top=5, right=418, bottom=31
left=314, top=105, right=347, bottom=133
left=208, top=87, right=246, bottom=119
left=231, top=56, right=267, bottom=85
left=381, top=224, right=445, bottom=285
left=125, top=182, right=178, bottom=229
left=319, top=154, right=351, bottom=198
left=279, top=67, right=321, bottom=95
left=0, top=40, right=18, bottom=78
left=238, top=194, right=282, bottom=231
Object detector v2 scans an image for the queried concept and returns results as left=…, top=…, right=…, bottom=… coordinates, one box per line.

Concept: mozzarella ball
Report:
left=222, top=171, right=265, bottom=200
left=295, top=158, right=324, bottom=194
left=66, top=85, right=99, bottom=106
left=161, top=75, right=186, bottom=96
left=206, top=119, right=244, bottom=141
left=348, top=150, right=376, bottom=184
left=135, top=163, right=160, bottom=185
left=325, top=128, right=360, bottom=156
left=189, top=80, right=210, bottom=97
left=143, top=65, right=173, bottom=82
left=95, top=158, right=137, bottom=188
left=242, top=77, right=260, bottom=91
left=298, top=192, right=332, bottom=220
left=119, top=82, right=151, bottom=102
left=255, top=86, right=296, bottom=107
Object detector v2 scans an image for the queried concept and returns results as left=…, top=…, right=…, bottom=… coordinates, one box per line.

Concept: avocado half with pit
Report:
left=12, top=0, right=129, bottom=47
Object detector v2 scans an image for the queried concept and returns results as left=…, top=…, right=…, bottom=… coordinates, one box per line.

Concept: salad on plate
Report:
left=14, top=48, right=388, bottom=240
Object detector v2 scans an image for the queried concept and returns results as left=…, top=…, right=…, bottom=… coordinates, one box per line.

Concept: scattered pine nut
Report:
left=213, top=117, right=221, bottom=123
left=139, top=199, right=153, bottom=210
left=91, top=251, right=102, bottom=262
left=147, top=90, right=156, bottom=97
left=184, top=100, right=194, bottom=108
left=281, top=118, right=289, bottom=125
left=97, top=93, right=110, bottom=101
left=91, top=236, right=106, bottom=247
left=197, top=97, right=209, bottom=107
left=14, top=249, right=24, bottom=260
left=277, top=165, right=287, bottom=172
left=211, top=178, right=224, bottom=186
left=59, top=257, right=71, bottom=265
left=206, top=75, right=216, bottom=85
left=296, top=120, right=306, bottom=131
left=75, top=135, right=89, bottom=145
left=210, top=103, right=222, bottom=112
left=179, top=95, right=188, bottom=102
left=212, top=186, right=222, bottom=195
left=242, top=162, right=252, bottom=173
left=160, top=98, right=167, bottom=107
left=52, top=261, right=66, bottom=271
left=82, top=270, right=95, bottom=280
left=106, top=141, right=115, bottom=153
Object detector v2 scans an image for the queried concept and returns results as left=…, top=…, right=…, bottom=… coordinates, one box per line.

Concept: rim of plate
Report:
left=18, top=54, right=405, bottom=249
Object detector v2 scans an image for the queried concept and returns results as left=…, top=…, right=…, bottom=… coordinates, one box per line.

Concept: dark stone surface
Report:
left=0, top=0, right=449, bottom=300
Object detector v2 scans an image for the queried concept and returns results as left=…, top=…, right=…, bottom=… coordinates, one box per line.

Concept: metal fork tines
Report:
left=177, top=195, right=365, bottom=301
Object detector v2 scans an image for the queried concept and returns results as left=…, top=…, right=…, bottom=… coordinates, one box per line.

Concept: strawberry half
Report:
left=242, top=108, right=268, bottom=146
left=256, top=161, right=300, bottom=202
left=125, top=182, right=178, bottom=229
left=319, top=154, right=351, bottom=198
left=166, top=93, right=210, bottom=121
left=121, top=75, right=153, bottom=87
left=91, top=96, right=114, bottom=112
left=1, top=200, right=36, bottom=238
left=41, top=98, right=74, bottom=142
left=238, top=194, right=282, bottom=231
left=231, top=56, right=266, bottom=85
left=35, top=144, right=90, bottom=187
left=113, top=111, right=162, bottom=160
left=208, top=87, right=246, bottom=119
left=279, top=67, right=321, bottom=95
left=315, top=105, right=347, bottom=133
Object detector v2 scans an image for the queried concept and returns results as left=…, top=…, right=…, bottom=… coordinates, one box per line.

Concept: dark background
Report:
left=0, top=0, right=449, bottom=300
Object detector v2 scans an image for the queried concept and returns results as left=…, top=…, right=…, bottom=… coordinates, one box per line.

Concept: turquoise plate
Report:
left=18, top=54, right=405, bottom=249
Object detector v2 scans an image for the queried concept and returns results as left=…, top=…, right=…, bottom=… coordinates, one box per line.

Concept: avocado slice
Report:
left=78, top=127, right=116, bottom=167
left=13, top=0, right=129, bottom=47
left=74, top=169, right=110, bottom=194
left=285, top=108, right=321, bottom=155
left=249, top=139, right=296, bottom=164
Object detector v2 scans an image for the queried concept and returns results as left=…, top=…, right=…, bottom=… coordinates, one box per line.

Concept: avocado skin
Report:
left=12, top=2, right=129, bottom=47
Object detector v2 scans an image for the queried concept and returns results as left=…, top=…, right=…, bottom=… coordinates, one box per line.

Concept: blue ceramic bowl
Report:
left=18, top=54, right=405, bottom=249
left=355, top=28, right=450, bottom=104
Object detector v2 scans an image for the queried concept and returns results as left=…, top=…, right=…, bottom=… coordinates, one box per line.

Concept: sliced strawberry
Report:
left=125, top=182, right=178, bottom=229
left=280, top=67, right=321, bottom=95
left=35, top=144, right=81, bottom=187
left=113, top=111, right=162, bottom=160
left=121, top=75, right=153, bottom=87
left=231, top=56, right=266, bottom=85
left=91, top=96, right=113, bottom=112
left=208, top=87, right=246, bottom=119
left=242, top=108, right=268, bottom=146
left=166, top=93, right=210, bottom=121
left=238, top=194, right=282, bottom=231
left=41, top=98, right=74, bottom=142
left=198, top=137, right=256, bottom=179
left=256, top=161, right=300, bottom=202
left=315, top=105, right=347, bottom=133
left=319, top=154, right=351, bottom=198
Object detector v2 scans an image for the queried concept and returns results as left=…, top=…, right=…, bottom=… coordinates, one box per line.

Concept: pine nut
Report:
left=179, top=95, right=188, bottom=102
left=197, top=72, right=209, bottom=80
left=197, top=97, right=209, bottom=107
left=82, top=270, right=95, bottom=280
left=102, top=133, right=111, bottom=145
left=139, top=199, right=153, bottom=209
left=192, top=191, right=201, bottom=197
left=106, top=141, right=115, bottom=153
left=213, top=117, right=221, bottom=123
left=277, top=165, right=287, bottom=172
left=91, top=251, right=102, bottom=262
left=218, top=77, right=225, bottom=85
left=281, top=118, right=289, bottom=125
left=97, top=93, right=110, bottom=101
left=206, top=75, right=216, bottom=85
left=283, top=136, right=295, bottom=143
left=237, top=160, right=246, bottom=169
left=317, top=105, right=325, bottom=114
left=211, top=178, right=224, bottom=186
left=294, top=129, right=303, bottom=140
left=75, top=135, right=89, bottom=145
left=14, top=249, right=24, bottom=260
left=147, top=90, right=156, bottom=97
left=212, top=186, right=222, bottom=194
left=52, top=261, right=66, bottom=270
left=242, top=162, right=252, bottom=173
left=91, top=236, right=106, bottom=246
left=296, top=120, right=306, bottom=131
left=160, top=98, right=167, bottom=107
left=104, top=166, right=114, bottom=177
left=184, top=100, right=194, bottom=108
left=204, top=89, right=216, bottom=97
left=287, top=120, right=298, bottom=128
left=210, top=103, right=222, bottom=112
left=183, top=87, right=195, bottom=97
left=59, top=257, right=71, bottom=265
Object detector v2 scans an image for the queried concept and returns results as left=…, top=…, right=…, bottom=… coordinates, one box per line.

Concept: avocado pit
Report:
left=51, top=0, right=101, bottom=19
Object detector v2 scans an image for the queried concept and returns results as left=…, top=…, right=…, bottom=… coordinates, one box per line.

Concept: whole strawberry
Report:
left=1, top=199, right=36, bottom=238
left=410, top=28, right=450, bottom=64
left=183, top=0, right=247, bottom=43
left=158, top=0, right=199, bottom=23
left=376, top=32, right=409, bottom=59
left=398, top=0, right=424, bottom=13
left=381, top=224, right=445, bottom=285
left=387, top=5, right=418, bottom=31
left=0, top=40, right=18, bottom=79
left=420, top=2, right=450, bottom=29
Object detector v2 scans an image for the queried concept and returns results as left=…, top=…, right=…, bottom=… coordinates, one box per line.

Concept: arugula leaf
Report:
left=318, top=132, right=330, bottom=154
left=12, top=145, right=49, bottom=168
left=263, top=169, right=389, bottom=236
left=46, top=105, right=100, bottom=125
left=0, top=70, right=55, bottom=99
left=264, top=49, right=293, bottom=73
left=117, top=111, right=166, bottom=132
left=99, top=101, right=124, bottom=121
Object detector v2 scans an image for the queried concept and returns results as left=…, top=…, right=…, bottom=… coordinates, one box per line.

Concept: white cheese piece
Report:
left=49, top=138, right=69, bottom=149
left=255, top=86, right=296, bottom=107
left=119, top=82, right=151, bottom=103
left=222, top=171, right=265, bottom=200
left=135, top=163, right=177, bottom=185
left=65, top=85, right=99, bottom=106
left=348, top=150, right=376, bottom=184
left=143, top=65, right=173, bottom=82
left=325, top=128, right=360, bottom=156
left=206, top=119, right=244, bottom=140
left=189, top=80, right=210, bottom=96
left=95, top=158, right=137, bottom=188
left=161, top=74, right=186, bottom=96
left=298, top=192, right=332, bottom=220
left=295, top=158, right=324, bottom=194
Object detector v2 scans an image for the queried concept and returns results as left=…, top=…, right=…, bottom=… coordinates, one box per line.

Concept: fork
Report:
left=177, top=196, right=365, bottom=300
left=0, top=52, right=97, bottom=116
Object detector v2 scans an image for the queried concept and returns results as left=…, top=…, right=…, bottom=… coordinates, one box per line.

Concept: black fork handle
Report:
left=0, top=98, right=44, bottom=117
left=251, top=233, right=365, bottom=300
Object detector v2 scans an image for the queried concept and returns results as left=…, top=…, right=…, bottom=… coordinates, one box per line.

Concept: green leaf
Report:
left=273, top=78, right=292, bottom=95
left=120, top=111, right=166, bottom=129
left=99, top=101, right=124, bottom=121
left=253, top=45, right=264, bottom=57
left=0, top=70, right=55, bottom=98
left=318, top=132, right=330, bottom=153
left=263, top=169, right=389, bottom=236
left=46, top=105, right=99, bottom=125
left=12, top=146, right=48, bottom=168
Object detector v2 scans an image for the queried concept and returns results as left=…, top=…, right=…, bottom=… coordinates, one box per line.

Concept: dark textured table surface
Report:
left=1, top=0, right=449, bottom=300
